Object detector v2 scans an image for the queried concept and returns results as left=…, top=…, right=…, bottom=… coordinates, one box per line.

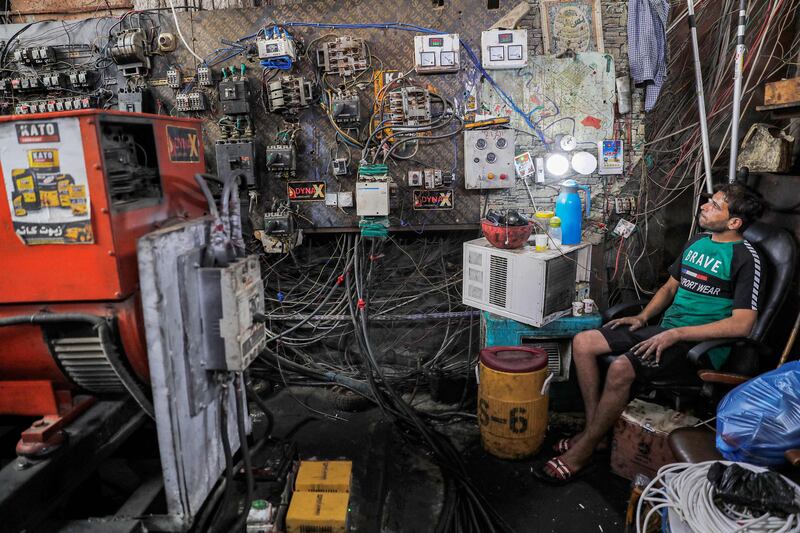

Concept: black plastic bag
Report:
left=707, top=462, right=800, bottom=515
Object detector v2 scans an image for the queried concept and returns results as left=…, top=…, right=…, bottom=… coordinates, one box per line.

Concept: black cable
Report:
left=207, top=382, right=235, bottom=533
left=231, top=373, right=254, bottom=533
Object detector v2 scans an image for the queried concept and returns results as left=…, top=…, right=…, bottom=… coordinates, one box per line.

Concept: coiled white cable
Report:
left=636, top=461, right=800, bottom=533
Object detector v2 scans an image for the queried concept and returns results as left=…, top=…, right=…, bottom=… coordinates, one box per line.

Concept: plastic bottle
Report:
left=548, top=216, right=562, bottom=246
left=555, top=179, right=591, bottom=245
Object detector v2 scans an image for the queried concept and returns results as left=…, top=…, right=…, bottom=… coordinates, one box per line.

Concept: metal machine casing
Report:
left=0, top=110, right=207, bottom=406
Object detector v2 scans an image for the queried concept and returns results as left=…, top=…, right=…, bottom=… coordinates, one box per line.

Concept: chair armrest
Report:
left=786, top=449, right=800, bottom=466
left=602, top=299, right=650, bottom=322
left=687, top=337, right=771, bottom=366
left=697, top=370, right=750, bottom=386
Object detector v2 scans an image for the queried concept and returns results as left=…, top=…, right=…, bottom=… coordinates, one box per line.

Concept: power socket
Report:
left=613, top=218, right=636, bottom=239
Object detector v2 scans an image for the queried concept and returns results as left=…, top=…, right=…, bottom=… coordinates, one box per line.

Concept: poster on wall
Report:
left=540, top=0, right=604, bottom=55
left=0, top=118, right=93, bottom=245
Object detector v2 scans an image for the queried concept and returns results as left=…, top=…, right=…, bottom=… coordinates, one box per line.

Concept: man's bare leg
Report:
left=551, top=357, right=636, bottom=474
left=570, top=330, right=613, bottom=444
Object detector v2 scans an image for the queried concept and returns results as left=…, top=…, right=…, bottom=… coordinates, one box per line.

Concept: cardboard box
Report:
left=610, top=399, right=699, bottom=481
left=764, top=78, right=800, bottom=106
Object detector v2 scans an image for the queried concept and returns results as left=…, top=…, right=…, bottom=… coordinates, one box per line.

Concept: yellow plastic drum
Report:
left=478, top=346, right=549, bottom=459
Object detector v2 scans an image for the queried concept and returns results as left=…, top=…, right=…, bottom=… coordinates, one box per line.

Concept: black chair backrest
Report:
left=742, top=222, right=797, bottom=340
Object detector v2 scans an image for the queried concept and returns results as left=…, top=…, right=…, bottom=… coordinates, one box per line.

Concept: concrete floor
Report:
left=250, top=386, right=629, bottom=533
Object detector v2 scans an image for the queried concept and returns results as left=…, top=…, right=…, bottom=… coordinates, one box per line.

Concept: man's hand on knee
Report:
left=605, top=315, right=646, bottom=331
left=631, top=329, right=681, bottom=363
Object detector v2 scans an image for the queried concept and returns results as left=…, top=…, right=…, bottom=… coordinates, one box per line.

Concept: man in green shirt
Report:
left=538, top=183, right=765, bottom=484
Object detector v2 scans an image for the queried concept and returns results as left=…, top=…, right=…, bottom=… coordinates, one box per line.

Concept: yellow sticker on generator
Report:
left=27, top=149, right=59, bottom=169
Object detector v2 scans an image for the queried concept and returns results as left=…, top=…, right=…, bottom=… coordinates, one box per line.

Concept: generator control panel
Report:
left=480, top=29, right=528, bottom=70
left=464, top=129, right=516, bottom=189
left=413, top=34, right=460, bottom=74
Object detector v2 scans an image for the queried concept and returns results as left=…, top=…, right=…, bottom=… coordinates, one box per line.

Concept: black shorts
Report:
left=599, top=325, right=696, bottom=383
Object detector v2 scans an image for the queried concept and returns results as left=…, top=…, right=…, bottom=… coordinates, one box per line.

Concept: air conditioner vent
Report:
left=488, top=255, right=508, bottom=308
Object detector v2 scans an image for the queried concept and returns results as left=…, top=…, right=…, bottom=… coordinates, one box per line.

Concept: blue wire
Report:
left=280, top=20, right=549, bottom=146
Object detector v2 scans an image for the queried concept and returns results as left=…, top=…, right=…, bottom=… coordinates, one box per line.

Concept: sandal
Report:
left=550, top=435, right=610, bottom=455
left=534, top=457, right=596, bottom=486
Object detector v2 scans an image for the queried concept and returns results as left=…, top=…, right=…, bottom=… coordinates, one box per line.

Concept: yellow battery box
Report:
left=286, top=491, right=349, bottom=533
left=294, top=460, right=352, bottom=493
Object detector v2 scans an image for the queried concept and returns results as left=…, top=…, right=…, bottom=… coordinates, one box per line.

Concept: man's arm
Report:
left=632, top=310, right=757, bottom=362
left=606, top=277, right=679, bottom=331
left=672, top=309, right=757, bottom=342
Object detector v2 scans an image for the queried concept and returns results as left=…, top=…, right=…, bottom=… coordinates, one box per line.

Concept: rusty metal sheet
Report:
left=156, top=1, right=510, bottom=230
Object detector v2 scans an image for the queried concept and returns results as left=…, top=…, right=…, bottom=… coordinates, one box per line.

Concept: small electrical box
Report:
left=332, top=158, right=348, bottom=176
left=598, top=140, right=624, bottom=175
left=166, top=67, right=182, bottom=89
left=356, top=181, right=390, bottom=216
left=196, top=66, right=214, bottom=86
left=338, top=191, right=353, bottom=207
left=196, top=256, right=266, bottom=372
left=257, top=34, right=297, bottom=62
left=413, top=34, right=460, bottom=74
left=407, top=170, right=423, bottom=187
left=481, top=29, right=528, bottom=70
left=464, top=129, right=516, bottom=189
left=216, top=140, right=257, bottom=188
left=176, top=91, right=206, bottom=112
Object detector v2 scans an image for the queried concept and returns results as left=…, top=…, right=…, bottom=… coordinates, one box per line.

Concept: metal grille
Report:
left=488, top=255, right=508, bottom=308
left=543, top=252, right=578, bottom=316
left=523, top=340, right=561, bottom=377
left=52, top=336, right=124, bottom=393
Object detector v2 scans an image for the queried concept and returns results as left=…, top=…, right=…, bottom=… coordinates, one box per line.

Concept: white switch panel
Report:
left=414, top=34, right=460, bottom=74
left=481, top=29, right=528, bottom=70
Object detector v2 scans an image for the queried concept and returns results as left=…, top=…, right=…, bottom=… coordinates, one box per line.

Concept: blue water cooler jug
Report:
left=554, top=179, right=591, bottom=245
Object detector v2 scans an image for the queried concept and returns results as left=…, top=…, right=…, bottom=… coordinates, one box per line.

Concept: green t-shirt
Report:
left=661, top=234, right=763, bottom=369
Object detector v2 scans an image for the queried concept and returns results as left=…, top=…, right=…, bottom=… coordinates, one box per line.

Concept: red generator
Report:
left=0, top=110, right=207, bottom=456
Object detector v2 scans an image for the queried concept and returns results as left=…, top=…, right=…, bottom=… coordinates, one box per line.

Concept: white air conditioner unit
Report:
left=463, top=238, right=592, bottom=327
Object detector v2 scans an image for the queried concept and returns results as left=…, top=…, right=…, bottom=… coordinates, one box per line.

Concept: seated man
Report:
left=539, top=183, right=765, bottom=484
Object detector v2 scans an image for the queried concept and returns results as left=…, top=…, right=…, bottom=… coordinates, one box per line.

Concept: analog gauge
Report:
left=496, top=137, right=507, bottom=149
left=559, top=135, right=577, bottom=151
left=486, top=152, right=497, bottom=164
left=507, top=45, right=523, bottom=61
left=440, top=51, right=456, bottom=67
left=475, top=138, right=487, bottom=150
left=419, top=52, right=436, bottom=67
left=489, top=46, right=504, bottom=62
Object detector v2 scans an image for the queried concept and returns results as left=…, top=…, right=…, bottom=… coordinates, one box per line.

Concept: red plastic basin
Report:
left=481, top=219, right=533, bottom=249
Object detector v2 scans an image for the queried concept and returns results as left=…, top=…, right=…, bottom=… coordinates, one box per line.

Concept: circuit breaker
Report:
left=118, top=87, right=151, bottom=113
left=331, top=91, right=360, bottom=124
left=464, top=129, right=516, bottom=189
left=176, top=91, right=206, bottom=112
left=219, top=78, right=250, bottom=115
left=265, top=144, right=296, bottom=177
left=196, top=66, right=214, bottom=86
left=413, top=34, right=460, bottom=74
left=388, top=86, right=431, bottom=127
left=216, top=140, right=257, bottom=188
left=196, top=256, right=266, bottom=372
left=267, top=75, right=313, bottom=114
left=481, top=29, right=528, bottom=70
left=316, top=36, right=368, bottom=77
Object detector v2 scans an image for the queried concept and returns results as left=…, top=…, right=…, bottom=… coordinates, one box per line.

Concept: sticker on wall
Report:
left=287, top=181, right=326, bottom=201
left=0, top=117, right=93, bottom=245
left=413, top=189, right=454, bottom=210
left=166, top=125, right=201, bottom=162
